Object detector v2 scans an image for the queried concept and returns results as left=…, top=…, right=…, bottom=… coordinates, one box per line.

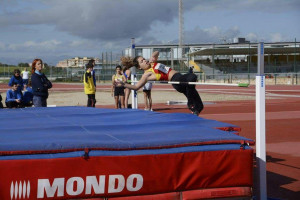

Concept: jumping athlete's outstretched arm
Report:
left=123, top=72, right=155, bottom=90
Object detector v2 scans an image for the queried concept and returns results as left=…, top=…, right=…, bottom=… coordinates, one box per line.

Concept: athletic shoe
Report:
left=188, top=104, right=195, bottom=113
left=192, top=110, right=200, bottom=116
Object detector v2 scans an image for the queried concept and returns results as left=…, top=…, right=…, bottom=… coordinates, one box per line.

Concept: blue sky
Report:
left=0, top=0, right=299, bottom=65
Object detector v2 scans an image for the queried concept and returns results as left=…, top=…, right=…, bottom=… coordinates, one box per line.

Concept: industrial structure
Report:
left=56, top=57, right=101, bottom=68
left=124, top=39, right=300, bottom=74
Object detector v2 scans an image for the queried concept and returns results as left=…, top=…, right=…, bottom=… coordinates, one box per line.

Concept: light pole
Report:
left=110, top=51, right=112, bottom=73
left=131, top=38, right=138, bottom=109
left=294, top=38, right=297, bottom=85
left=248, top=43, right=251, bottom=83
left=212, top=44, right=215, bottom=79
left=49, top=63, right=53, bottom=80
left=294, top=38, right=296, bottom=73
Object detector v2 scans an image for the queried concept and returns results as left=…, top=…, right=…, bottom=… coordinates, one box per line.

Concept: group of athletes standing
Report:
left=84, top=50, right=203, bottom=115
left=111, top=52, right=158, bottom=110
left=84, top=52, right=158, bottom=111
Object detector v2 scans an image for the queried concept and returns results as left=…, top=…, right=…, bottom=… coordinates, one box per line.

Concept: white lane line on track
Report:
left=266, top=93, right=300, bottom=98
left=266, top=90, right=300, bottom=92
left=202, top=110, right=300, bottom=121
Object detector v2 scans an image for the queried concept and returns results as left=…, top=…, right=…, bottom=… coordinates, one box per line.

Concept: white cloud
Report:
left=269, top=33, right=284, bottom=42
left=0, top=0, right=180, bottom=41
left=184, top=26, right=241, bottom=44
left=246, top=33, right=259, bottom=42
left=1, top=0, right=298, bottom=45
left=204, top=26, right=222, bottom=36
left=5, top=40, right=62, bottom=51
left=0, top=0, right=299, bottom=64
left=69, top=40, right=87, bottom=48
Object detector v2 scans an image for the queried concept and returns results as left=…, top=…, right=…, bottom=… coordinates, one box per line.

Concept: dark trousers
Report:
left=0, top=94, right=3, bottom=108
left=33, top=96, right=47, bottom=107
left=171, top=73, right=204, bottom=113
left=6, top=101, right=23, bottom=108
left=87, top=94, right=96, bottom=107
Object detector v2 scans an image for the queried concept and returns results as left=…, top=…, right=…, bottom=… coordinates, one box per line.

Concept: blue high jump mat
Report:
left=0, top=107, right=254, bottom=199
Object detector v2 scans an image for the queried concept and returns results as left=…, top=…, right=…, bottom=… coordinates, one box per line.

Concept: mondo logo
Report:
left=9, top=174, right=143, bottom=199
left=37, top=174, right=143, bottom=198
left=10, top=181, right=31, bottom=199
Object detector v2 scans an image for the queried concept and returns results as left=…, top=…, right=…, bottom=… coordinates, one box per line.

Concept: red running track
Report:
left=1, top=82, right=300, bottom=199
left=97, top=84, right=300, bottom=199
left=152, top=85, right=300, bottom=200
left=48, top=83, right=300, bottom=199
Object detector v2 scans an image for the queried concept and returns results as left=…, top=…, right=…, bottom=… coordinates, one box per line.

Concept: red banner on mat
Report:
left=0, top=149, right=253, bottom=199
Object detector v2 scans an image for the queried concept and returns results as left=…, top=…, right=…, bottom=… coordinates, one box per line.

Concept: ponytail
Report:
left=121, top=56, right=140, bottom=69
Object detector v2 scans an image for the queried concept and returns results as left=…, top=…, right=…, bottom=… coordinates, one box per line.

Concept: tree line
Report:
left=0, top=62, right=52, bottom=75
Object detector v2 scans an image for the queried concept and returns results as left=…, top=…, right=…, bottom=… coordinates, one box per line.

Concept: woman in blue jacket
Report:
left=31, top=59, right=52, bottom=107
left=8, top=69, right=23, bottom=93
left=5, top=83, right=23, bottom=108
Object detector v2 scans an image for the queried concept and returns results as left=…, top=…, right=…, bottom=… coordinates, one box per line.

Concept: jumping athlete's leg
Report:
left=171, top=73, right=195, bottom=112
left=171, top=73, right=204, bottom=115
left=183, top=73, right=204, bottom=114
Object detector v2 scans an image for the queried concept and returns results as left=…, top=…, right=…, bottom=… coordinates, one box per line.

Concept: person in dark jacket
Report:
left=84, top=63, right=96, bottom=107
left=8, top=69, right=24, bottom=93
left=88, top=59, right=96, bottom=87
left=22, top=81, right=33, bottom=107
left=31, top=59, right=52, bottom=107
left=0, top=93, right=3, bottom=108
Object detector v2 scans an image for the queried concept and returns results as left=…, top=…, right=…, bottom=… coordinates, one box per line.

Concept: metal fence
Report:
left=195, top=72, right=300, bottom=85
left=0, top=66, right=299, bottom=85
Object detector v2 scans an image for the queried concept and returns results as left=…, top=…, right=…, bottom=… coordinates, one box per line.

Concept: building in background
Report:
left=57, top=57, right=101, bottom=68
left=124, top=39, right=300, bottom=74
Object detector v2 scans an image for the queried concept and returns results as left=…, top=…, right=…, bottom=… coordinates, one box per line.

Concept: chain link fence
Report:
left=0, top=65, right=299, bottom=85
